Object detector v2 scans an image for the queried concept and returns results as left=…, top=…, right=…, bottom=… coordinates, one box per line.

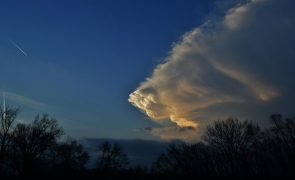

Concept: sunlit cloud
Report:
left=129, top=0, right=295, bottom=141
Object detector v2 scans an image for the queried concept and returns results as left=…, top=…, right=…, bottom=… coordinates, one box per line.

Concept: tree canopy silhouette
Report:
left=96, top=141, right=129, bottom=172
left=152, top=116, right=295, bottom=177
left=0, top=106, right=19, bottom=174
left=12, top=114, right=64, bottom=175
left=203, top=118, right=261, bottom=175
left=1, top=105, right=295, bottom=178
left=51, top=138, right=89, bottom=171
left=0, top=107, right=90, bottom=178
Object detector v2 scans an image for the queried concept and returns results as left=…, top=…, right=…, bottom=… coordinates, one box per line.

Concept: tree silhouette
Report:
left=203, top=118, right=260, bottom=152
left=152, top=142, right=213, bottom=176
left=0, top=106, right=19, bottom=175
left=50, top=138, right=89, bottom=171
left=96, top=141, right=129, bottom=172
left=152, top=118, right=263, bottom=177
left=202, top=118, right=261, bottom=175
left=269, top=114, right=295, bottom=149
left=12, top=114, right=64, bottom=175
left=0, top=106, right=295, bottom=178
left=255, top=114, right=295, bottom=176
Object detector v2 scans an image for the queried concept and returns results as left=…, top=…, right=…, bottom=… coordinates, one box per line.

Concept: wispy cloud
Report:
left=129, top=0, right=295, bottom=141
left=0, top=90, right=46, bottom=109
left=9, top=39, right=28, bottom=56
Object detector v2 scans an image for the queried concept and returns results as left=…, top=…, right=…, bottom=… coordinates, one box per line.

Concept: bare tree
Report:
left=51, top=138, right=89, bottom=170
left=0, top=106, right=19, bottom=171
left=96, top=141, right=128, bottom=172
left=203, top=118, right=260, bottom=175
left=269, top=114, right=295, bottom=149
left=12, top=114, right=64, bottom=174
left=259, top=114, right=295, bottom=176
left=151, top=142, right=213, bottom=176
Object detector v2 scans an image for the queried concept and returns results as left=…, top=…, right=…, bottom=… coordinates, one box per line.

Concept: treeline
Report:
left=152, top=115, right=295, bottom=177
left=0, top=107, right=89, bottom=178
left=1, top=107, right=295, bottom=178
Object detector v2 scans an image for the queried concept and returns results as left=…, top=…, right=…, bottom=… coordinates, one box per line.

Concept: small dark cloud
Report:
left=144, top=127, right=153, bottom=131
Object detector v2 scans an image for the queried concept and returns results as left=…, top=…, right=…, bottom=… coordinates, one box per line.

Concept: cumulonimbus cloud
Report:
left=129, top=0, right=295, bottom=141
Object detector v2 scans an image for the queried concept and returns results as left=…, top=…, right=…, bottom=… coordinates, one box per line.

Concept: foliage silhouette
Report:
left=96, top=141, right=129, bottom=172
left=1, top=106, right=295, bottom=178
left=49, top=138, right=89, bottom=171
left=0, top=106, right=19, bottom=175
left=11, top=114, right=64, bottom=175
left=152, top=115, right=295, bottom=177
left=151, top=142, right=213, bottom=176
left=203, top=118, right=261, bottom=176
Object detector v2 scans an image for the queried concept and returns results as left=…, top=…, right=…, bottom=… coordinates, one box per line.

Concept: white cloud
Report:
left=129, top=0, right=295, bottom=141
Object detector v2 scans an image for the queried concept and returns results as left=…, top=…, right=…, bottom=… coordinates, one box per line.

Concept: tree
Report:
left=256, top=114, right=295, bottom=176
left=269, top=114, right=295, bottom=150
left=0, top=106, right=19, bottom=174
left=51, top=138, right=89, bottom=171
left=12, top=114, right=64, bottom=175
left=151, top=143, right=213, bottom=176
left=96, top=141, right=128, bottom=172
left=202, top=118, right=261, bottom=175
left=203, top=118, right=260, bottom=152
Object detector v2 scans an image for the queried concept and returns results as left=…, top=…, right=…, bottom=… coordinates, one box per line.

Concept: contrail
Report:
left=9, top=39, right=28, bottom=56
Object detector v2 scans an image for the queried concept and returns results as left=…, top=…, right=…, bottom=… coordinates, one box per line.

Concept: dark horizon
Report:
left=1, top=107, right=295, bottom=177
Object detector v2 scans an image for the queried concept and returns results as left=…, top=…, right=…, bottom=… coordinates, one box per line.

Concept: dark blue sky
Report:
left=0, top=0, right=217, bottom=139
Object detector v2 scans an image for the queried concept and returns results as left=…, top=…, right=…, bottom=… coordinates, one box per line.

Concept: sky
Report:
left=0, top=0, right=217, bottom=140
left=1, top=0, right=295, bottom=142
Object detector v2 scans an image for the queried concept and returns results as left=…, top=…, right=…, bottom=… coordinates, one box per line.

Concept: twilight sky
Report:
left=1, top=0, right=294, bottom=142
